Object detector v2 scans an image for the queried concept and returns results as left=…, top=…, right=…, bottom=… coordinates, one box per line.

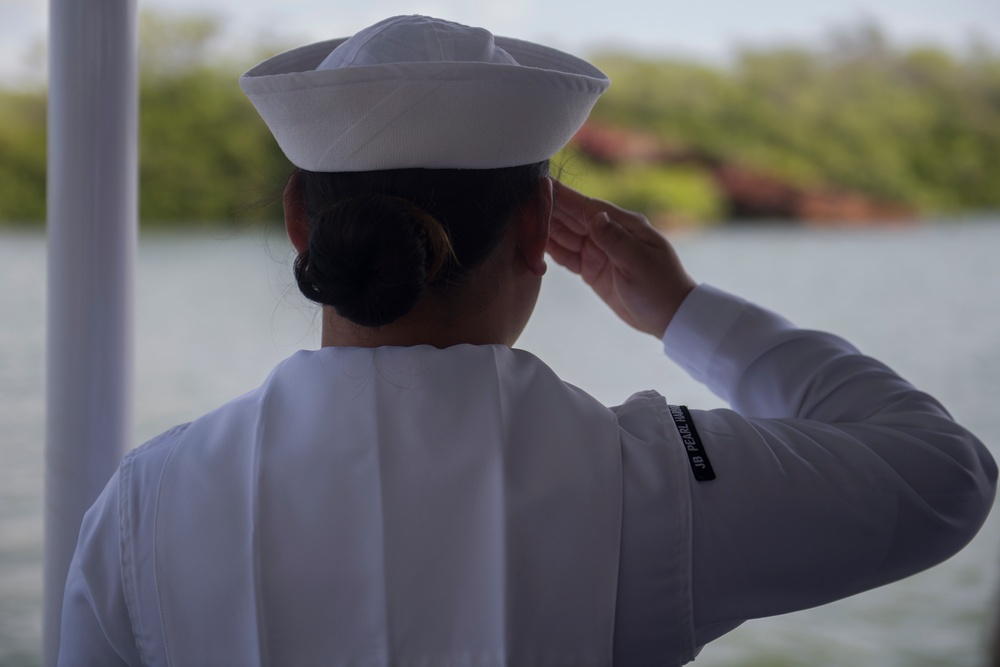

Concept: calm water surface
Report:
left=1, top=221, right=999, bottom=666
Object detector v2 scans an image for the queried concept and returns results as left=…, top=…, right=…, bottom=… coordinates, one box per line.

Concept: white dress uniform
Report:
left=58, top=285, right=997, bottom=666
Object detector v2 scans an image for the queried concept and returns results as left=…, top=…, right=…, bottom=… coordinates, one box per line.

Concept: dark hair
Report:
left=292, top=161, right=549, bottom=327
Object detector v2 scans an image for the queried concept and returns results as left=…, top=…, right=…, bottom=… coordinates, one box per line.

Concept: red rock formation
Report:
left=569, top=122, right=915, bottom=225
left=796, top=189, right=914, bottom=225
left=710, top=164, right=801, bottom=220
left=571, top=123, right=667, bottom=164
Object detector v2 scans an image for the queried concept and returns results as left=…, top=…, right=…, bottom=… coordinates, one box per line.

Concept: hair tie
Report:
left=383, top=195, right=458, bottom=283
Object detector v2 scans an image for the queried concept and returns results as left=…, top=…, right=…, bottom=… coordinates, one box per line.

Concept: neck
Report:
left=320, top=280, right=523, bottom=349
left=320, top=232, right=542, bottom=349
left=320, top=303, right=507, bottom=348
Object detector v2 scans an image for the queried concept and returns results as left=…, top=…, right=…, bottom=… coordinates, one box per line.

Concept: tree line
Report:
left=1, top=15, right=998, bottom=226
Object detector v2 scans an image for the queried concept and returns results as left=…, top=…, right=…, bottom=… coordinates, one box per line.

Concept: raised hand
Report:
left=546, top=180, right=697, bottom=338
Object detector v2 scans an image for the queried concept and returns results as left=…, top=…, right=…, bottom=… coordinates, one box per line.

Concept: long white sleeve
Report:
left=58, top=472, right=138, bottom=667
left=662, top=284, right=997, bottom=647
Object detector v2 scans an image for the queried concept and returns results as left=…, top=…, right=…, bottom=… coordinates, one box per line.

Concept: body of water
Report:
left=2, top=220, right=999, bottom=665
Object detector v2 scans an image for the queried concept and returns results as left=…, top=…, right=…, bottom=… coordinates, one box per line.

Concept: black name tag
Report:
left=669, top=405, right=716, bottom=481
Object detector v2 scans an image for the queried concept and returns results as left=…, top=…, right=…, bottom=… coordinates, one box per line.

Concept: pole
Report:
left=44, top=0, right=138, bottom=664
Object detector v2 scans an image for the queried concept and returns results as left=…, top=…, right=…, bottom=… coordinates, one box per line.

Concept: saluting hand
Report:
left=546, top=181, right=697, bottom=338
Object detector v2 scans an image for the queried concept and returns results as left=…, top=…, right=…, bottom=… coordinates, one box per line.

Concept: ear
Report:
left=284, top=170, right=309, bottom=253
left=516, top=176, right=552, bottom=277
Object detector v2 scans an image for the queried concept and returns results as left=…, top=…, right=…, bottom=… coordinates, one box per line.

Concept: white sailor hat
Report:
left=240, top=15, right=609, bottom=171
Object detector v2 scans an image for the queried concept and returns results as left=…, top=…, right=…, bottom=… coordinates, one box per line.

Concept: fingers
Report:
left=545, top=235, right=581, bottom=273
left=547, top=185, right=590, bottom=276
left=550, top=183, right=660, bottom=278
left=550, top=183, right=602, bottom=239
left=546, top=212, right=613, bottom=282
left=552, top=181, right=662, bottom=245
left=588, top=211, right=635, bottom=261
left=547, top=180, right=697, bottom=338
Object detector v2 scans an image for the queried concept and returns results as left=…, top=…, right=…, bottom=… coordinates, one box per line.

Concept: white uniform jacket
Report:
left=59, top=285, right=997, bottom=666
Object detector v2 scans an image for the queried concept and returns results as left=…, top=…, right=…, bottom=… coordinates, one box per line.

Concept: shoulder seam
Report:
left=125, top=423, right=192, bottom=461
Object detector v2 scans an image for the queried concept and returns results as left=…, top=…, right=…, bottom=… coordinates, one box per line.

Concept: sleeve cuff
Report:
left=661, top=284, right=797, bottom=398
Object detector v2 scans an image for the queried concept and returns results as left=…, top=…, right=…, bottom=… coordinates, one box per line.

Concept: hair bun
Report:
left=293, top=193, right=453, bottom=327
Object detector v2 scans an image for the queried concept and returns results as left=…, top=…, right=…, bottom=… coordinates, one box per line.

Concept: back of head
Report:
left=293, top=163, right=549, bottom=327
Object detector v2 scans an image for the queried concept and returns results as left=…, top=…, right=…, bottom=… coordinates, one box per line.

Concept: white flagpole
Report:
left=44, top=0, right=138, bottom=664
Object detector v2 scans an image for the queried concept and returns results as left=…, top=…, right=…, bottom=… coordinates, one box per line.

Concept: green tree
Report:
left=137, top=11, right=289, bottom=225
left=1, top=18, right=998, bottom=225
left=590, top=25, right=1000, bottom=214
left=0, top=91, right=46, bottom=223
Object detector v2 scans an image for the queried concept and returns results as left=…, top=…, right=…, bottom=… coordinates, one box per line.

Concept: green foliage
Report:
left=137, top=11, right=289, bottom=225
left=591, top=28, right=1000, bottom=214
left=140, top=11, right=228, bottom=79
left=0, top=11, right=291, bottom=226
left=556, top=149, right=724, bottom=226
left=0, top=91, right=46, bottom=223
left=0, top=17, right=998, bottom=225
left=138, top=67, right=287, bottom=225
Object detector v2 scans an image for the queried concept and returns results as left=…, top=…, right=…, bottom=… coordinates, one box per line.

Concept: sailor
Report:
left=58, top=15, right=996, bottom=666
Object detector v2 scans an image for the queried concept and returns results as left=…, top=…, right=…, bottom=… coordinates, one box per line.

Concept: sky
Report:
left=2, top=0, right=999, bottom=84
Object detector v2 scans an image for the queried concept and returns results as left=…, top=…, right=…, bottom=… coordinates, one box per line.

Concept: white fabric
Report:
left=663, top=285, right=997, bottom=648
left=58, top=285, right=997, bottom=666
left=61, top=347, right=689, bottom=666
left=316, top=16, right=519, bottom=69
left=239, top=16, right=609, bottom=171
